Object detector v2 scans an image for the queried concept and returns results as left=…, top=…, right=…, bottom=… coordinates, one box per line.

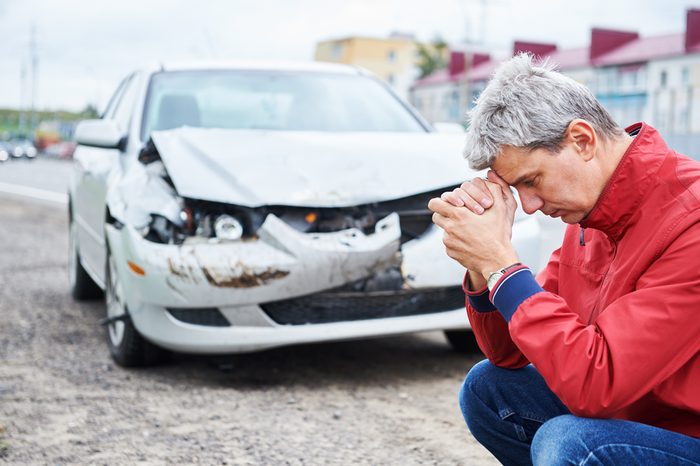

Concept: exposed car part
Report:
left=132, top=138, right=447, bottom=245
left=99, top=313, right=131, bottom=326
left=214, top=215, right=244, bottom=240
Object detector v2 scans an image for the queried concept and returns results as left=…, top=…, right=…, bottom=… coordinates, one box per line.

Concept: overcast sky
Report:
left=0, top=0, right=695, bottom=111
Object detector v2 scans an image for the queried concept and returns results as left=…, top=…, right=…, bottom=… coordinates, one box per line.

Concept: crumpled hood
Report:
left=150, top=127, right=477, bottom=207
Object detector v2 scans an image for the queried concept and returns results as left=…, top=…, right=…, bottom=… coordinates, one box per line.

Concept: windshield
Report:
left=141, top=70, right=426, bottom=139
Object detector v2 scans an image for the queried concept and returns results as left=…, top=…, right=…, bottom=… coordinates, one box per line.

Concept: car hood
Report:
left=150, top=127, right=477, bottom=207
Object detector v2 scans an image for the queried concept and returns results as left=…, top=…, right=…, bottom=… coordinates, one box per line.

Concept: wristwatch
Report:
left=486, top=262, right=522, bottom=292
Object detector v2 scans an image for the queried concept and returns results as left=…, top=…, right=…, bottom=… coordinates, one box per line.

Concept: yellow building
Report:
left=314, top=35, right=419, bottom=98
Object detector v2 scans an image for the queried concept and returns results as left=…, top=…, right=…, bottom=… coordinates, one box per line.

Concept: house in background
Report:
left=409, top=51, right=489, bottom=125
left=314, top=33, right=421, bottom=99
left=409, top=8, right=700, bottom=153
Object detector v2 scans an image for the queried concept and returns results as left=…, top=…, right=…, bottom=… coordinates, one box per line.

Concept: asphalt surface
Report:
left=0, top=158, right=496, bottom=465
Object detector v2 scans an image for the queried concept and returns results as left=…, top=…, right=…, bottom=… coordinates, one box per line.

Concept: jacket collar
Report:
left=579, top=123, right=669, bottom=240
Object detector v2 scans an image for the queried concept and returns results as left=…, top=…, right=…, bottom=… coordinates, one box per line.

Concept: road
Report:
left=0, top=158, right=495, bottom=465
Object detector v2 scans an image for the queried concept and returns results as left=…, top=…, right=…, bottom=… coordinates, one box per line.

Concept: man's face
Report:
left=491, top=143, right=602, bottom=224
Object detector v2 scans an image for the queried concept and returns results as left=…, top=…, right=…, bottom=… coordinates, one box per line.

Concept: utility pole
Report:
left=29, top=24, right=38, bottom=135
left=18, top=60, right=27, bottom=136
left=480, top=0, right=487, bottom=44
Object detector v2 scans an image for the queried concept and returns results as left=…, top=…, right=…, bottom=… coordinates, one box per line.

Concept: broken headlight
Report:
left=213, top=215, right=244, bottom=240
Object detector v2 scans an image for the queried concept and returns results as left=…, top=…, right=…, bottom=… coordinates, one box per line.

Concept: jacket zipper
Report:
left=587, top=237, right=618, bottom=325
left=580, top=227, right=586, bottom=246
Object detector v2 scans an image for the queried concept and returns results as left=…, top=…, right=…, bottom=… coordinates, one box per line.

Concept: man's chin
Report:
left=560, top=212, right=585, bottom=224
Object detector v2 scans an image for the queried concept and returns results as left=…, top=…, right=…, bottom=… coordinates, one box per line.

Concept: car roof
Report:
left=147, top=60, right=365, bottom=75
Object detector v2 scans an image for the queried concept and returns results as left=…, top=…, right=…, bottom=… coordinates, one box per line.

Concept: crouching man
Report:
left=428, top=53, right=700, bottom=465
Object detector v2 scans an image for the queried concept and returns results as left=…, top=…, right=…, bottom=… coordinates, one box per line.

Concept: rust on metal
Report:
left=202, top=267, right=290, bottom=288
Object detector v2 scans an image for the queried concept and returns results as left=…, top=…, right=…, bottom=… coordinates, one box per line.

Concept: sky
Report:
left=0, top=0, right=695, bottom=112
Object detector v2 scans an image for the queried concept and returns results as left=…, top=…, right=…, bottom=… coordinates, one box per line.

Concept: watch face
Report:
left=487, top=272, right=504, bottom=291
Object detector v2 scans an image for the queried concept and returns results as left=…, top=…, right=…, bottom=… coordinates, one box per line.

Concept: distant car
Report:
left=9, top=139, right=37, bottom=159
left=0, top=142, right=10, bottom=162
left=44, top=141, right=77, bottom=160
left=69, top=61, right=565, bottom=367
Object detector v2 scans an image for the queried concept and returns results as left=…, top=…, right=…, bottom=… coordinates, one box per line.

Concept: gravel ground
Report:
left=0, top=196, right=497, bottom=465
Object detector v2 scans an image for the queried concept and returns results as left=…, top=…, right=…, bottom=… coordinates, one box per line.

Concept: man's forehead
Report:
left=492, top=147, right=536, bottom=185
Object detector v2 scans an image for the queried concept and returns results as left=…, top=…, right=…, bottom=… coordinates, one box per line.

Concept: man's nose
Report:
left=519, top=192, right=544, bottom=214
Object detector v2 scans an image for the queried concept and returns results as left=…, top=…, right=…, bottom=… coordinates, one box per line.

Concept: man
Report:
left=428, top=53, right=700, bottom=465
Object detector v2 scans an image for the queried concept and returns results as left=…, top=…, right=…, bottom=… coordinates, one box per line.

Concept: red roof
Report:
left=466, top=60, right=499, bottom=82
left=593, top=33, right=685, bottom=66
left=413, top=26, right=700, bottom=89
left=548, top=46, right=590, bottom=70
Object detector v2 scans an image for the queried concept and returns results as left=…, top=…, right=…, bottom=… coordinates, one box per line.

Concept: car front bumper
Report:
left=104, top=211, right=560, bottom=353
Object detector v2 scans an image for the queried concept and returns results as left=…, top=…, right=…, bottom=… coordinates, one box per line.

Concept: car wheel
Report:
left=444, top=329, right=483, bottom=354
left=105, top=248, right=168, bottom=367
left=69, top=218, right=103, bottom=300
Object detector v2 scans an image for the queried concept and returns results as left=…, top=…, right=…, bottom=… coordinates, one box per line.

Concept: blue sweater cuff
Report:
left=490, top=267, right=544, bottom=322
left=468, top=290, right=497, bottom=312
left=462, top=271, right=497, bottom=312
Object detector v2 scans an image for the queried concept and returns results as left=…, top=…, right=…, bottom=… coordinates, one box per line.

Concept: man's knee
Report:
left=459, top=360, right=495, bottom=410
left=531, top=415, right=586, bottom=465
left=458, top=360, right=503, bottom=428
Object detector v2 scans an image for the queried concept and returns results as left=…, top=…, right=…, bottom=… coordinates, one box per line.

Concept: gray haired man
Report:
left=429, top=54, right=700, bottom=465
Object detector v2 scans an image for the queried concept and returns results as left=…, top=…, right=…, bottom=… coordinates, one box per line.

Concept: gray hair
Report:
left=463, top=53, right=623, bottom=170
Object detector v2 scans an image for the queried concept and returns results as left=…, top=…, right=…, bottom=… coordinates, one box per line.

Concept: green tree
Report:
left=416, top=37, right=448, bottom=78
left=79, top=104, right=99, bottom=119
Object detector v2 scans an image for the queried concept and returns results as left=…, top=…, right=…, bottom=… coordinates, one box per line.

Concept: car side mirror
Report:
left=75, top=119, right=125, bottom=149
left=433, top=122, right=465, bottom=134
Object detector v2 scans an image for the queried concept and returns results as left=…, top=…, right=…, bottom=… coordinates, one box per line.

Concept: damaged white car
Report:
left=69, top=61, right=564, bottom=366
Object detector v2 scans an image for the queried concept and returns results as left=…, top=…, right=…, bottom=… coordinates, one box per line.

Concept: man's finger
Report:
left=486, top=171, right=517, bottom=208
left=461, top=178, right=493, bottom=208
left=441, top=191, right=465, bottom=207
left=451, top=188, right=486, bottom=214
left=486, top=170, right=509, bottom=188
left=432, top=212, right=449, bottom=229
left=428, top=197, right=461, bottom=217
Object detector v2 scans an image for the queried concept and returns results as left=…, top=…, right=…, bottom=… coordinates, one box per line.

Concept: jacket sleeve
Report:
left=505, top=224, right=700, bottom=418
left=463, top=247, right=561, bottom=368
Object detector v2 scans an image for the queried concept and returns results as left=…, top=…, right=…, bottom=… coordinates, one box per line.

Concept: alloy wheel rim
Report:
left=106, top=256, right=126, bottom=346
left=69, top=222, right=77, bottom=289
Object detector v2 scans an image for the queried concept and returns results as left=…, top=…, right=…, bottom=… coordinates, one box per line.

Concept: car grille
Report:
left=166, top=307, right=231, bottom=327
left=260, top=286, right=465, bottom=325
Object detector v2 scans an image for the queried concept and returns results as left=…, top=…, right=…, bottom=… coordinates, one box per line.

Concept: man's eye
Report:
left=524, top=179, right=535, bottom=187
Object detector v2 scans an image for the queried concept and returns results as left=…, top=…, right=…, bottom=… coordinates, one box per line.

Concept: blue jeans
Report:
left=459, top=360, right=700, bottom=466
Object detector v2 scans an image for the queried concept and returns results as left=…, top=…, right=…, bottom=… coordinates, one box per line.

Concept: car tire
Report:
left=69, top=217, right=103, bottom=300
left=444, top=329, right=483, bottom=354
left=105, top=247, right=168, bottom=367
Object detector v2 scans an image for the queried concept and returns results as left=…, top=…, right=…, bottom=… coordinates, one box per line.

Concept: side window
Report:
left=102, top=75, right=131, bottom=119
left=112, top=75, right=140, bottom=133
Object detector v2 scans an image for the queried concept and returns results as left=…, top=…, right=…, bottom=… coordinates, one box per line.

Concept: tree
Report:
left=80, top=103, right=99, bottom=119
left=416, top=37, right=449, bottom=78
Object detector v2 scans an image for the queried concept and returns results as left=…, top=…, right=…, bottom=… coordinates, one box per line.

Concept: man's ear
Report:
left=566, top=119, right=596, bottom=162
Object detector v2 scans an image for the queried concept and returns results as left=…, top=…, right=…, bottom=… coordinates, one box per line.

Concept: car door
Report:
left=73, top=74, right=139, bottom=285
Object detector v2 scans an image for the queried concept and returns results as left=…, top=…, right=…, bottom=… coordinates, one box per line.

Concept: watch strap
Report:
left=487, top=262, right=522, bottom=291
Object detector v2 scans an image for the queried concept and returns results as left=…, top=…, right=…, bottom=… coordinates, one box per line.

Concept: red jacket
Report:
left=466, top=123, right=700, bottom=438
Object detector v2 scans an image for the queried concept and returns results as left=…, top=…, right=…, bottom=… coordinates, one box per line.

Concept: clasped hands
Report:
left=428, top=170, right=520, bottom=281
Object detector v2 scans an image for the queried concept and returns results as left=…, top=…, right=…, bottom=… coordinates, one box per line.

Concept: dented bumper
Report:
left=103, top=210, right=471, bottom=353
left=106, top=213, right=405, bottom=309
